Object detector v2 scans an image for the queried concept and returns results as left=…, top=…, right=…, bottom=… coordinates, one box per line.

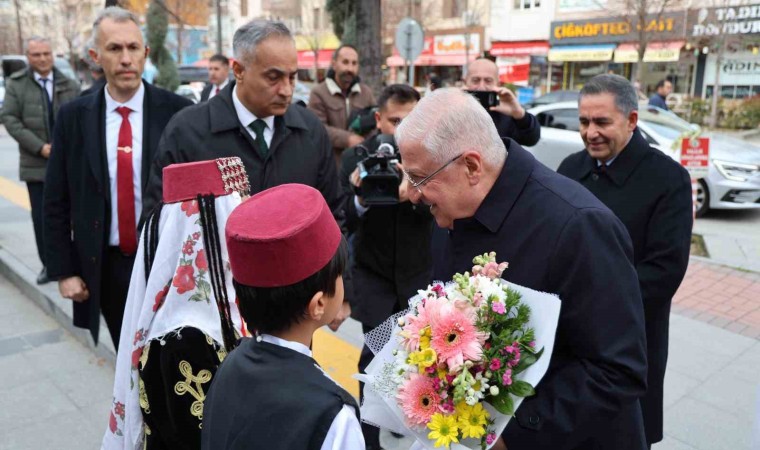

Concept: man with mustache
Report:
left=144, top=20, right=353, bottom=331
left=309, top=45, right=376, bottom=162
left=558, top=74, right=692, bottom=449
left=44, top=6, right=192, bottom=348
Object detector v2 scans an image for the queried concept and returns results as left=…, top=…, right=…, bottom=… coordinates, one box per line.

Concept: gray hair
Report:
left=92, top=6, right=141, bottom=46
left=579, top=74, right=639, bottom=116
left=396, top=88, right=507, bottom=168
left=24, top=36, right=51, bottom=53
left=233, top=19, right=293, bottom=65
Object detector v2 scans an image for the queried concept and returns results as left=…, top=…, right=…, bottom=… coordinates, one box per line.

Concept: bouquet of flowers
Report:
left=356, top=252, right=561, bottom=450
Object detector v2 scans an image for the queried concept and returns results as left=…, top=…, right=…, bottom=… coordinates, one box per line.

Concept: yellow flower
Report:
left=418, top=347, right=437, bottom=369
left=457, top=402, right=489, bottom=439
left=427, top=413, right=460, bottom=448
left=419, top=327, right=432, bottom=350
left=437, top=367, right=448, bottom=380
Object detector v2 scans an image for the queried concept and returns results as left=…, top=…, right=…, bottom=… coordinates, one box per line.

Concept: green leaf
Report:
left=510, top=380, right=536, bottom=397
left=513, top=347, right=543, bottom=374
left=189, top=292, right=204, bottom=302
left=489, top=390, right=515, bottom=416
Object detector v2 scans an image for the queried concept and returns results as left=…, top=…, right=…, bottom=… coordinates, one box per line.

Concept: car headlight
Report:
left=712, top=160, right=759, bottom=182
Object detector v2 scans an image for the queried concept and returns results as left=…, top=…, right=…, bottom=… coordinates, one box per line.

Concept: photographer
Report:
left=465, top=58, right=540, bottom=146
left=339, top=84, right=433, bottom=450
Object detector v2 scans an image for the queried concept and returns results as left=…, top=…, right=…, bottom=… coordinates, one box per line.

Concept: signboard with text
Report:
left=687, top=3, right=760, bottom=38
left=681, top=137, right=710, bottom=178
left=549, top=12, right=685, bottom=45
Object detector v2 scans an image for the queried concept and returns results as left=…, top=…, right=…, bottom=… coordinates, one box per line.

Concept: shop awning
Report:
left=614, top=41, right=685, bottom=63
left=548, top=44, right=615, bottom=62
left=386, top=54, right=479, bottom=67
left=490, top=41, right=549, bottom=57
left=297, top=49, right=334, bottom=70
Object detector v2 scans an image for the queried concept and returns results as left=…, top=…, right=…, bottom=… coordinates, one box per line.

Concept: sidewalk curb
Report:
left=0, top=247, right=116, bottom=365
left=737, top=128, right=760, bottom=140
left=689, top=254, right=760, bottom=274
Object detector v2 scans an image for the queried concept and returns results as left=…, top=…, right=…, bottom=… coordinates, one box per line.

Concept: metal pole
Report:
left=406, top=23, right=414, bottom=87
left=216, top=0, right=223, bottom=54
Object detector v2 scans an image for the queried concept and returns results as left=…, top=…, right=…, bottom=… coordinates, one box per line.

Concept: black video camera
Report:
left=355, top=134, right=401, bottom=206
left=466, top=90, right=500, bottom=110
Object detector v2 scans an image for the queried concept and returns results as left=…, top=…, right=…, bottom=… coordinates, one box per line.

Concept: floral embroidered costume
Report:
left=102, top=158, right=250, bottom=450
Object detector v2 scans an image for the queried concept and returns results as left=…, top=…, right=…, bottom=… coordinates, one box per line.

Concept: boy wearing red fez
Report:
left=201, top=184, right=365, bottom=450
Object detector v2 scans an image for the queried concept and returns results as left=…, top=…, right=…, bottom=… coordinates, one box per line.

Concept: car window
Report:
left=539, top=108, right=580, bottom=132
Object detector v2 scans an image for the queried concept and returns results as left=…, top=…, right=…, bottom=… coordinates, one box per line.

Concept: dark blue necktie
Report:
left=40, top=78, right=54, bottom=131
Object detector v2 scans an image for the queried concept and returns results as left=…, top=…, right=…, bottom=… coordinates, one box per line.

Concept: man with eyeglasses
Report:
left=396, top=88, right=648, bottom=450
left=340, top=84, right=431, bottom=450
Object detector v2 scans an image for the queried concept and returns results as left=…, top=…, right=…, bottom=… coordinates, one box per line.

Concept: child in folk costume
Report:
left=201, top=184, right=364, bottom=450
left=103, top=158, right=250, bottom=450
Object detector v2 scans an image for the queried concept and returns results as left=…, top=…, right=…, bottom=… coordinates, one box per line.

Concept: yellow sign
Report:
left=294, top=33, right=341, bottom=52
left=614, top=47, right=640, bottom=63
left=644, top=46, right=681, bottom=62
left=549, top=47, right=615, bottom=62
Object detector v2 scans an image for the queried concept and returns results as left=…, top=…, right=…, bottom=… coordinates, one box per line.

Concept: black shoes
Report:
left=36, top=267, right=50, bottom=285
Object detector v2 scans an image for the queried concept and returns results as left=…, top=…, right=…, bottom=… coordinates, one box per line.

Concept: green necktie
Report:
left=249, top=119, right=269, bottom=158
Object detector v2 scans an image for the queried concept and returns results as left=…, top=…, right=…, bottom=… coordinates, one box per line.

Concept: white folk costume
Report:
left=102, top=157, right=250, bottom=450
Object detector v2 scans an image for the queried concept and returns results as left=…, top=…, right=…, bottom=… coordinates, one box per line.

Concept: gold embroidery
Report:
left=205, top=333, right=228, bottom=363
left=174, top=360, right=212, bottom=428
left=139, top=343, right=150, bottom=369
left=138, top=376, right=151, bottom=414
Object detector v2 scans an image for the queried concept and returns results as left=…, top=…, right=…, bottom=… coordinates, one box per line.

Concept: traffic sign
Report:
left=395, top=18, right=424, bottom=62
left=680, top=136, right=710, bottom=178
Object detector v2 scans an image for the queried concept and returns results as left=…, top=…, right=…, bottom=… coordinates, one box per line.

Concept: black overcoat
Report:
left=142, top=82, right=343, bottom=224
left=44, top=82, right=192, bottom=343
left=557, top=129, right=693, bottom=444
left=339, top=139, right=434, bottom=328
left=432, top=140, right=648, bottom=450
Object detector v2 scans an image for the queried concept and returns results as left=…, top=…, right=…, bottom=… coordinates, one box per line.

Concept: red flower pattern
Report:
left=181, top=200, right=199, bottom=217
left=192, top=232, right=201, bottom=240
left=114, top=401, right=125, bottom=418
left=109, top=411, right=118, bottom=433
left=195, top=249, right=208, bottom=271
left=182, top=240, right=194, bottom=255
left=153, top=285, right=170, bottom=312
left=131, top=347, right=144, bottom=368
left=173, top=264, right=196, bottom=294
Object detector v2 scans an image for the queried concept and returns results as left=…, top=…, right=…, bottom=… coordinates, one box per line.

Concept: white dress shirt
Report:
left=259, top=334, right=366, bottom=450
left=34, top=71, right=53, bottom=102
left=232, top=85, right=274, bottom=147
left=208, top=79, right=229, bottom=100
left=104, top=83, right=144, bottom=246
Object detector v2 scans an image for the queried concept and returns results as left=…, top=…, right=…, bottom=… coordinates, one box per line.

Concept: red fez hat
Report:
left=225, top=184, right=341, bottom=287
left=162, top=157, right=250, bottom=203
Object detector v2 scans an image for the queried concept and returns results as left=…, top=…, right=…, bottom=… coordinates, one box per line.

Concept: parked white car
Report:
left=525, top=102, right=760, bottom=217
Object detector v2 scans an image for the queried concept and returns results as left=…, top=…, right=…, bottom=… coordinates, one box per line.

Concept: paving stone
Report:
left=669, top=315, right=756, bottom=358
left=665, top=397, right=753, bottom=450
left=655, top=436, right=699, bottom=450
left=691, top=373, right=759, bottom=418
left=663, top=369, right=701, bottom=409
left=0, top=408, right=104, bottom=450
left=0, top=378, right=78, bottom=431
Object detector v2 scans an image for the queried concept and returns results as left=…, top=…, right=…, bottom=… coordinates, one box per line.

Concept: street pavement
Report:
left=1, top=126, right=759, bottom=449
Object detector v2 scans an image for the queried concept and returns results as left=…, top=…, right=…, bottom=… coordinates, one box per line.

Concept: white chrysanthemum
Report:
left=480, top=280, right=506, bottom=303
left=465, top=395, right=478, bottom=406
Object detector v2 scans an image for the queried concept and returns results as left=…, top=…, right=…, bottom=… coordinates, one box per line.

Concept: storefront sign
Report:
left=434, top=34, right=481, bottom=56
left=613, top=41, right=684, bottom=63
left=681, top=137, right=710, bottom=178
left=491, top=41, right=549, bottom=57
left=689, top=3, right=760, bottom=37
left=548, top=44, right=615, bottom=62
left=549, top=13, right=685, bottom=45
left=496, top=57, right=531, bottom=85
left=703, top=52, right=760, bottom=85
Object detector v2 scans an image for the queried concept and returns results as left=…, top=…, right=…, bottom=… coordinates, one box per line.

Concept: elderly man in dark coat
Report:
left=144, top=19, right=351, bottom=330
left=396, top=87, right=648, bottom=450
left=44, top=7, right=192, bottom=347
left=558, top=74, right=693, bottom=447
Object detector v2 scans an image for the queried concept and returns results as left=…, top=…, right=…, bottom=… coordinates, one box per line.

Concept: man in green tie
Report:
left=145, top=19, right=352, bottom=331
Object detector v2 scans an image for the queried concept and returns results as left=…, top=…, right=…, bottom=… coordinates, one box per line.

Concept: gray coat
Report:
left=1, top=67, right=80, bottom=181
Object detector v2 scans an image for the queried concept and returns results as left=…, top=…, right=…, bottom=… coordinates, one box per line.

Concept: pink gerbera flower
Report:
left=400, top=297, right=438, bottom=351
left=397, top=373, right=441, bottom=426
left=428, top=301, right=486, bottom=372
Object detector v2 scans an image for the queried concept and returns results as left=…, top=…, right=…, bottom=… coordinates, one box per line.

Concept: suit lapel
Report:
left=141, top=82, right=154, bottom=194
left=82, top=89, right=109, bottom=197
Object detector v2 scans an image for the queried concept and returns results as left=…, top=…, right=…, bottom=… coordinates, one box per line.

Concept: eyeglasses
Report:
left=402, top=154, right=463, bottom=195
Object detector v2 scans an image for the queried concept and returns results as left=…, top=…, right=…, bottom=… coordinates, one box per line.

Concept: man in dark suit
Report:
left=144, top=19, right=350, bottom=330
left=648, top=79, right=671, bottom=111
left=396, top=88, right=648, bottom=450
left=558, top=74, right=692, bottom=448
left=464, top=58, right=540, bottom=147
left=340, top=84, right=432, bottom=449
left=199, top=53, right=230, bottom=102
left=44, top=7, right=192, bottom=348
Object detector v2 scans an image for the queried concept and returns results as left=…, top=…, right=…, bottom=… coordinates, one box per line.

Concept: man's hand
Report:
left=40, top=143, right=52, bottom=159
left=491, top=87, right=525, bottom=120
left=350, top=167, right=367, bottom=207
left=347, top=134, right=364, bottom=148
left=397, top=162, right=410, bottom=203
left=491, top=437, right=508, bottom=450
left=328, top=302, right=351, bottom=331
left=58, top=276, right=90, bottom=302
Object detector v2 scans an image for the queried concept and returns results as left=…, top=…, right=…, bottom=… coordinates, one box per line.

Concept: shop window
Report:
left=735, top=86, right=751, bottom=99
left=443, top=0, right=464, bottom=18
left=514, top=0, right=540, bottom=10
left=705, top=86, right=714, bottom=98
left=720, top=85, right=736, bottom=99
left=753, top=86, right=760, bottom=97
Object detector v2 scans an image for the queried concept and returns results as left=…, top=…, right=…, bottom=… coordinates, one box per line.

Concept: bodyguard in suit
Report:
left=44, top=7, right=192, bottom=348
left=199, top=54, right=230, bottom=102
left=396, top=88, right=648, bottom=450
left=558, top=74, right=693, bottom=447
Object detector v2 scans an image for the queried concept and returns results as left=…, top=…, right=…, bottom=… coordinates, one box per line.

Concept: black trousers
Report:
left=101, top=247, right=135, bottom=351
left=359, top=324, right=381, bottom=449
left=27, top=182, right=45, bottom=265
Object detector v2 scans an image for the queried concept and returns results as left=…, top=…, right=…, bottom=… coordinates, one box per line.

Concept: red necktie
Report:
left=116, top=106, right=137, bottom=254
left=215, top=86, right=220, bottom=95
